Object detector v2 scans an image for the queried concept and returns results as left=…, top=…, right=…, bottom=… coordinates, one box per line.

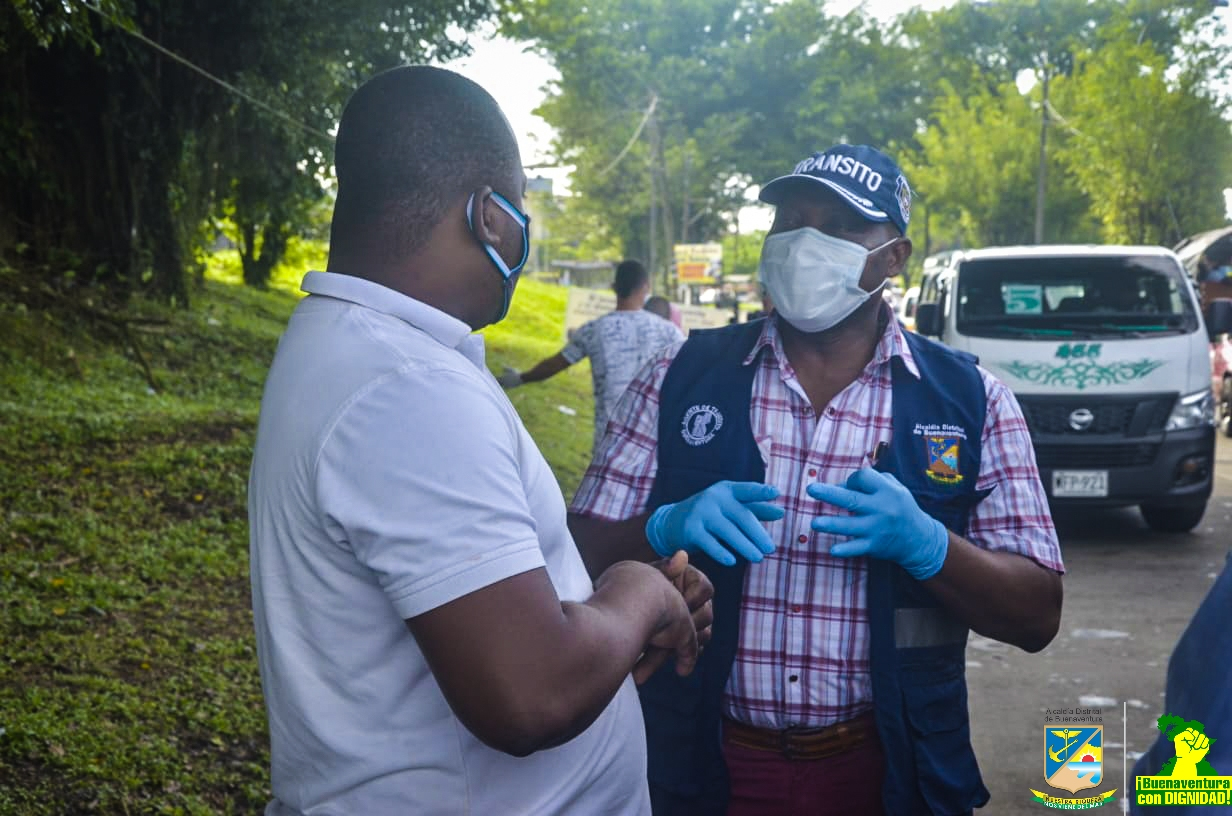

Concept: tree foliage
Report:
left=0, top=0, right=497, bottom=302
left=6, top=0, right=1231, bottom=303
left=902, top=0, right=1231, bottom=249
left=512, top=0, right=1231, bottom=274
left=905, top=79, right=1099, bottom=248
left=1059, top=34, right=1232, bottom=244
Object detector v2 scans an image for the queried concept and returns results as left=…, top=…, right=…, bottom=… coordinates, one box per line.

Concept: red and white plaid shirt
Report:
left=571, top=308, right=1063, bottom=730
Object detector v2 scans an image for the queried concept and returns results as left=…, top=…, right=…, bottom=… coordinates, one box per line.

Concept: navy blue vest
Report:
left=643, top=318, right=992, bottom=815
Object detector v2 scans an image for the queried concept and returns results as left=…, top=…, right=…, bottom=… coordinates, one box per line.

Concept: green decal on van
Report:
left=998, top=358, right=1165, bottom=390
left=1055, top=343, right=1102, bottom=359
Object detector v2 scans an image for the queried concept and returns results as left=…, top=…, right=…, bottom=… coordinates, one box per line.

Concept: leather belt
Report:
left=722, top=712, right=876, bottom=761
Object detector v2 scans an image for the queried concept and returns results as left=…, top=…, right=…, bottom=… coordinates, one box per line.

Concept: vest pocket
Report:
left=902, top=676, right=989, bottom=814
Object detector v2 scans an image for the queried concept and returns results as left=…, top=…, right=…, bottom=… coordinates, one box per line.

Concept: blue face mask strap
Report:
left=467, top=191, right=531, bottom=323
left=467, top=191, right=529, bottom=280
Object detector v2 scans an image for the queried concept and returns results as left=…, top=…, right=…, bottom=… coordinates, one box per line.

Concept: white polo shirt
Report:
left=248, top=271, right=650, bottom=816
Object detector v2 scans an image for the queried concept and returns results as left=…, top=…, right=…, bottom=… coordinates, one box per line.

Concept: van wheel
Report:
left=1140, top=503, right=1207, bottom=533
left=1221, top=377, right=1232, bottom=438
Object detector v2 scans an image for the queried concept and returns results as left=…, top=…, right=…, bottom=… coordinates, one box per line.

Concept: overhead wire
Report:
left=80, top=1, right=334, bottom=141
left=597, top=93, right=658, bottom=177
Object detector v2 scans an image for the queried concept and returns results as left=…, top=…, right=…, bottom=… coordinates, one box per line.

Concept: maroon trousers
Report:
left=721, top=726, right=886, bottom=816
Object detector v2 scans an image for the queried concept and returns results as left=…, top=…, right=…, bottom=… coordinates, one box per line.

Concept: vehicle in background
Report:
left=1214, top=333, right=1232, bottom=437
left=915, top=245, right=1232, bottom=533
left=884, top=281, right=902, bottom=317
left=1174, top=227, right=1232, bottom=438
left=897, top=285, right=920, bottom=331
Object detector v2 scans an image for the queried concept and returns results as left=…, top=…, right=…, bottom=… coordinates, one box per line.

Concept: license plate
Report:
left=1052, top=470, right=1108, bottom=497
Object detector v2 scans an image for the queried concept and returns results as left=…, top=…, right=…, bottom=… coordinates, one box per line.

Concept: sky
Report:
left=442, top=0, right=1231, bottom=232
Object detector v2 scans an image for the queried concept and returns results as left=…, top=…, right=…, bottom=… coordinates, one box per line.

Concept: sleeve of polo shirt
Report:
left=315, top=367, right=547, bottom=619
left=661, top=322, right=685, bottom=345
left=967, top=370, right=1065, bottom=574
left=559, top=320, right=595, bottom=365
left=570, top=342, right=682, bottom=520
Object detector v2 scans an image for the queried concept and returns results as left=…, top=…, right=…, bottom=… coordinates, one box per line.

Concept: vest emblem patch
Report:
left=925, top=435, right=964, bottom=485
left=681, top=404, right=723, bottom=447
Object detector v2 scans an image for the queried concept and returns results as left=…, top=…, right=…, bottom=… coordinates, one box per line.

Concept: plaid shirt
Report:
left=571, top=309, right=1063, bottom=730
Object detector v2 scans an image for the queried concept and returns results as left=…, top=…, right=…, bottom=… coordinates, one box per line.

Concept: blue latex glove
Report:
left=806, top=468, right=949, bottom=580
left=646, top=481, right=785, bottom=566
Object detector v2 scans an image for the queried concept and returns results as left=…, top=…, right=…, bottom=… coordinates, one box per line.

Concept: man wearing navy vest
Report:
left=569, top=144, right=1065, bottom=815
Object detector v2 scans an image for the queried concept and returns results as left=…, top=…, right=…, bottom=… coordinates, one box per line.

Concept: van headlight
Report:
left=1166, top=390, right=1216, bottom=431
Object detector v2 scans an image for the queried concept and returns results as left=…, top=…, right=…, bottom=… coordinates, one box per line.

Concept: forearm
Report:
left=506, top=565, right=670, bottom=752
left=568, top=511, right=658, bottom=578
left=925, top=534, right=1063, bottom=653
left=521, top=353, right=572, bottom=383
left=410, top=564, right=688, bottom=758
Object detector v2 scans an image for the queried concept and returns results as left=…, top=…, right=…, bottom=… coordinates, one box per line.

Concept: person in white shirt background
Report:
left=499, top=259, right=684, bottom=451
left=247, top=65, right=714, bottom=816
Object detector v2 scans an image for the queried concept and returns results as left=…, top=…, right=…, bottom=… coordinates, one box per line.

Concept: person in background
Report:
left=247, top=66, right=712, bottom=816
left=500, top=260, right=683, bottom=451
left=645, top=295, right=674, bottom=322
left=567, top=144, right=1063, bottom=815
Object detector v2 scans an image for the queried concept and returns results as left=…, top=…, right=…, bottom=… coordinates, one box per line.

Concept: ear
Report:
left=886, top=237, right=913, bottom=277
left=469, top=185, right=505, bottom=249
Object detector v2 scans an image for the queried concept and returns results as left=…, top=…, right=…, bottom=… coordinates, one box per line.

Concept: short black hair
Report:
left=613, top=260, right=649, bottom=298
left=644, top=295, right=672, bottom=320
left=329, top=66, right=521, bottom=262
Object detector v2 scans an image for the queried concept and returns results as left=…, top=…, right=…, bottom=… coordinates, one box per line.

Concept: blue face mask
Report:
left=467, top=191, right=530, bottom=323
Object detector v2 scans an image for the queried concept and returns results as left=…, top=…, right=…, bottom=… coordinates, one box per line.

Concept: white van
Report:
left=915, top=245, right=1232, bottom=533
left=897, top=285, right=920, bottom=331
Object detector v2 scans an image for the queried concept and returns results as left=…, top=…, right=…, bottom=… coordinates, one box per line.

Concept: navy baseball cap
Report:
left=759, top=144, right=912, bottom=235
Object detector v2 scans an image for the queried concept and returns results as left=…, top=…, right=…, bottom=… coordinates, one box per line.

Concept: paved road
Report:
left=969, top=433, right=1232, bottom=814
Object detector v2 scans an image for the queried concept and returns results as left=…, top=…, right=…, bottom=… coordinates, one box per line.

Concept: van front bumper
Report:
left=1034, top=426, right=1215, bottom=508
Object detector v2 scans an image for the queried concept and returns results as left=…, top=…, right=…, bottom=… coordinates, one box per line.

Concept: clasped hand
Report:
left=645, top=480, right=784, bottom=567
left=806, top=468, right=949, bottom=581
left=632, top=551, right=715, bottom=684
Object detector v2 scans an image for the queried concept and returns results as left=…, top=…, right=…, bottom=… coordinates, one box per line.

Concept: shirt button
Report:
left=826, top=406, right=836, bottom=416
left=797, top=534, right=808, bottom=543
left=807, top=468, right=817, bottom=478
left=789, top=674, right=800, bottom=683
left=791, top=605, right=802, bottom=613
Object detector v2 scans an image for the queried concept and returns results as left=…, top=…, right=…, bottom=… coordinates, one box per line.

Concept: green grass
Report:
left=0, top=252, right=594, bottom=814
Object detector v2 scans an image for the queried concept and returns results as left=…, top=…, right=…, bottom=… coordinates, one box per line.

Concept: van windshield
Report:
left=955, top=255, right=1198, bottom=339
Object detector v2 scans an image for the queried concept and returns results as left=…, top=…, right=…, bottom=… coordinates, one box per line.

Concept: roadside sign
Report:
left=563, top=287, right=730, bottom=339
left=674, top=243, right=723, bottom=284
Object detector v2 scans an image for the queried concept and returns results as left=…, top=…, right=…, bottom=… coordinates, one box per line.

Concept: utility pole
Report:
left=1034, top=65, right=1049, bottom=245
left=649, top=164, right=657, bottom=287
left=649, top=114, right=673, bottom=296
left=681, top=152, right=691, bottom=245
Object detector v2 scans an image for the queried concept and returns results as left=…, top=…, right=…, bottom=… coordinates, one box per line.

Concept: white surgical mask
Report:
left=758, top=227, right=898, bottom=333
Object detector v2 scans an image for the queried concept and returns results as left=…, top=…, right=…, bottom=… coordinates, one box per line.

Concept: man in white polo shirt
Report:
left=248, top=66, right=718, bottom=816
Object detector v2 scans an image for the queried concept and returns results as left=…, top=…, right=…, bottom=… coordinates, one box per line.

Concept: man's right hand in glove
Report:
left=645, top=481, right=783, bottom=567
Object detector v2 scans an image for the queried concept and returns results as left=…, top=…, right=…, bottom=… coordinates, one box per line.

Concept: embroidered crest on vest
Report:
left=681, top=404, right=723, bottom=447
left=915, top=422, right=967, bottom=485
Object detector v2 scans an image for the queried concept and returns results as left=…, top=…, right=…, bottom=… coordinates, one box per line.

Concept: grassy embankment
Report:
left=0, top=249, right=595, bottom=815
